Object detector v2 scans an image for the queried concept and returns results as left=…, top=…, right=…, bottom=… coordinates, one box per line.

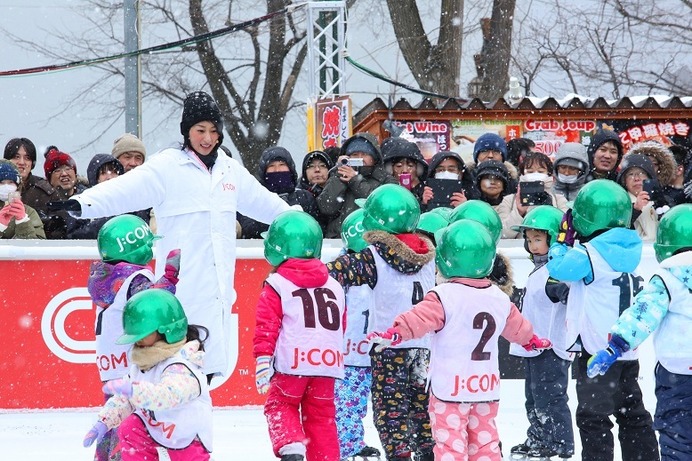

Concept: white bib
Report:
left=343, top=284, right=375, bottom=367
left=653, top=270, right=692, bottom=375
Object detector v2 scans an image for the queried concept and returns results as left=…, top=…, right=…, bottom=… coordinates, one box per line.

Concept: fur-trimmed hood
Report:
left=626, top=141, right=678, bottom=186
left=364, top=230, right=435, bottom=274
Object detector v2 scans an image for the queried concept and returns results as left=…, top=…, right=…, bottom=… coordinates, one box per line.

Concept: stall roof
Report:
left=354, top=94, right=692, bottom=130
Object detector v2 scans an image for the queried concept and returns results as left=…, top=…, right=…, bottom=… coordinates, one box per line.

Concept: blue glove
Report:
left=587, top=337, right=628, bottom=378
left=83, top=421, right=108, bottom=447
left=102, top=378, right=133, bottom=398
left=255, top=356, right=272, bottom=395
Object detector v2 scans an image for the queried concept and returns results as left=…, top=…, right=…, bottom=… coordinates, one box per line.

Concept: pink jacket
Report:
left=393, top=277, right=534, bottom=346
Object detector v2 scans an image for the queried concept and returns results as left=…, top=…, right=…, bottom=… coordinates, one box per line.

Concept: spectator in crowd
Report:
left=111, top=133, right=153, bottom=228
left=317, top=133, right=397, bottom=238
left=663, top=144, right=692, bottom=207
left=474, top=160, right=513, bottom=209
left=50, top=90, right=292, bottom=383
left=552, top=142, right=590, bottom=201
left=616, top=154, right=659, bottom=241
left=111, top=133, right=146, bottom=172
left=506, top=137, right=536, bottom=169
left=324, top=145, right=342, bottom=166
left=625, top=141, right=678, bottom=215
left=298, top=150, right=333, bottom=233
left=0, top=159, right=45, bottom=239
left=3, top=137, right=57, bottom=233
left=471, top=133, right=518, bottom=193
left=237, top=146, right=318, bottom=238
left=66, top=154, right=125, bottom=239
left=585, top=129, right=623, bottom=182
left=381, top=136, right=429, bottom=205
left=44, top=148, right=87, bottom=238
left=422, top=150, right=479, bottom=210
left=498, top=152, right=568, bottom=239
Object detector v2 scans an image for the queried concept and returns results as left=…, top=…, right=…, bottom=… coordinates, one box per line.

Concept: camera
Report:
left=340, top=157, right=364, bottom=167
left=519, top=181, right=551, bottom=206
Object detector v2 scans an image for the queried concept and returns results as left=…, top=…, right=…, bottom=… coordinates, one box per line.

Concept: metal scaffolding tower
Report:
left=306, top=1, right=347, bottom=98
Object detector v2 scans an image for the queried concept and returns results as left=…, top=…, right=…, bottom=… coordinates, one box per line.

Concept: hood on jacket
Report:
left=258, top=146, right=298, bottom=187
left=428, top=150, right=466, bottom=179
left=86, top=154, right=124, bottom=187
left=276, top=258, right=329, bottom=288
left=616, top=154, right=657, bottom=188
left=660, top=251, right=692, bottom=290
left=627, top=141, right=678, bottom=186
left=587, top=129, right=623, bottom=177
left=299, top=150, right=333, bottom=190
left=381, top=137, right=429, bottom=181
left=489, top=251, right=514, bottom=297
left=587, top=227, right=642, bottom=273
left=554, top=142, right=589, bottom=174
left=364, top=230, right=435, bottom=274
left=341, top=132, right=381, bottom=165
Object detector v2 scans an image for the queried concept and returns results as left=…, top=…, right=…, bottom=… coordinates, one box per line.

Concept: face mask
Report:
left=264, top=171, right=295, bottom=194
left=0, top=184, right=17, bottom=202
left=435, top=171, right=459, bottom=180
left=520, top=172, right=549, bottom=183
left=557, top=173, right=579, bottom=184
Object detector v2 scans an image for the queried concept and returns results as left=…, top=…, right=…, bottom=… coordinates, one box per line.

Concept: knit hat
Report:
left=474, top=160, right=510, bottom=188
left=616, top=154, right=657, bottom=187
left=44, top=149, right=77, bottom=178
left=111, top=133, right=146, bottom=160
left=554, top=142, right=589, bottom=172
left=0, top=159, right=21, bottom=185
left=473, top=133, right=507, bottom=163
left=180, top=91, right=224, bottom=146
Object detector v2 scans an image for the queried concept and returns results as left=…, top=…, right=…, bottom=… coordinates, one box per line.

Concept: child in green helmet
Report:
left=588, top=203, right=692, bottom=460
left=547, top=179, right=659, bottom=461
left=253, top=210, right=346, bottom=461
left=88, top=214, right=181, bottom=461
left=83, top=289, right=212, bottom=460
left=507, top=205, right=575, bottom=459
left=367, top=219, right=550, bottom=461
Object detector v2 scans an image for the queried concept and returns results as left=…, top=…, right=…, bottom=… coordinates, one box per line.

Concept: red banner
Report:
left=1, top=258, right=271, bottom=409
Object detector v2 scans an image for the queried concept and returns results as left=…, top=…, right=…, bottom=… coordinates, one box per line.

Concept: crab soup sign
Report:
left=523, top=119, right=597, bottom=157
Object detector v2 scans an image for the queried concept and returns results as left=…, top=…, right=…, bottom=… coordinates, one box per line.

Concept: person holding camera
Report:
left=423, top=150, right=479, bottom=210
left=616, top=154, right=659, bottom=241
left=316, top=133, right=397, bottom=238
left=380, top=137, right=429, bottom=206
left=497, top=152, right=569, bottom=239
left=0, top=159, right=45, bottom=239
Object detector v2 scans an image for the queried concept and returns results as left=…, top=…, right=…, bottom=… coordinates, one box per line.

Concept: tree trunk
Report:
left=386, top=0, right=463, bottom=98
left=475, top=0, right=516, bottom=100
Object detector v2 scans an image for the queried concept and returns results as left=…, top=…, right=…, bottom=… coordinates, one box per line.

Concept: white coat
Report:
left=73, top=146, right=291, bottom=377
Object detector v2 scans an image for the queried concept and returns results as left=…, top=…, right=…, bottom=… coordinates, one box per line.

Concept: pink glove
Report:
left=522, top=335, right=552, bottom=352
left=83, top=421, right=108, bottom=447
left=367, top=327, right=402, bottom=352
left=164, top=249, right=181, bottom=284
left=8, top=200, right=26, bottom=220
left=0, top=205, right=11, bottom=227
left=102, top=378, right=133, bottom=398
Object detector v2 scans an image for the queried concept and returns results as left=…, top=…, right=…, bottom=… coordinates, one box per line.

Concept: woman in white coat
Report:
left=52, top=91, right=291, bottom=384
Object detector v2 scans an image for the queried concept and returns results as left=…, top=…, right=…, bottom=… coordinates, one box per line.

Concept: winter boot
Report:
left=356, top=446, right=381, bottom=458
left=280, top=455, right=305, bottom=461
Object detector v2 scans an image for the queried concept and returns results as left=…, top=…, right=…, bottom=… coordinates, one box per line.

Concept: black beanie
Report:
left=180, top=91, right=224, bottom=147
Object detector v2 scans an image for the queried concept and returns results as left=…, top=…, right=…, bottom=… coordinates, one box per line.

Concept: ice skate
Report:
left=526, top=446, right=558, bottom=460
left=280, top=455, right=305, bottom=461
left=347, top=445, right=381, bottom=460
left=509, top=441, right=531, bottom=459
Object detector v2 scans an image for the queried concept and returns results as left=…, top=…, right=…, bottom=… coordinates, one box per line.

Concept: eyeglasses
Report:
left=52, top=166, right=74, bottom=175
left=625, top=171, right=649, bottom=180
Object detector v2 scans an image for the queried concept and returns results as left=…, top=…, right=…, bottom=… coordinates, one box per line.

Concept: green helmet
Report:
left=572, top=179, right=632, bottom=238
left=448, top=200, right=502, bottom=244
left=341, top=209, right=367, bottom=252
left=97, top=215, right=158, bottom=265
left=117, top=289, right=188, bottom=345
left=263, top=210, right=323, bottom=266
left=429, top=206, right=453, bottom=222
left=356, top=184, right=420, bottom=234
left=435, top=219, right=495, bottom=278
left=511, top=205, right=564, bottom=244
left=654, top=203, right=692, bottom=263
left=417, top=211, right=449, bottom=237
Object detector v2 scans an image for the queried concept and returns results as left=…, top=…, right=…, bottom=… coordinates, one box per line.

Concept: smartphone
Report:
left=642, top=179, right=663, bottom=204
left=7, top=191, right=21, bottom=203
left=399, top=173, right=412, bottom=190
left=519, top=181, right=549, bottom=206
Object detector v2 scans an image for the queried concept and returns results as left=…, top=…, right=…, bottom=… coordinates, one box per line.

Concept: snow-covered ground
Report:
left=3, top=376, right=657, bottom=460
